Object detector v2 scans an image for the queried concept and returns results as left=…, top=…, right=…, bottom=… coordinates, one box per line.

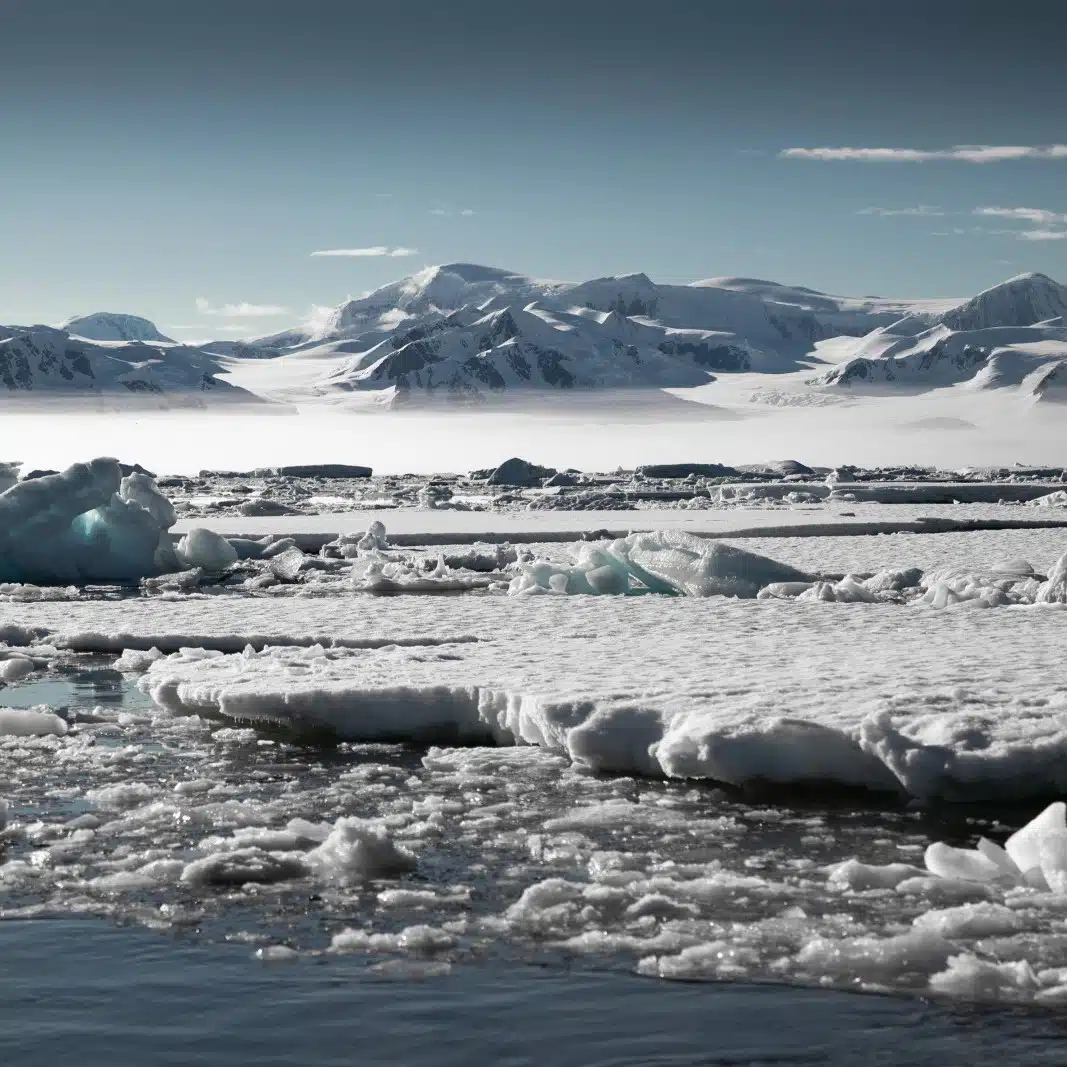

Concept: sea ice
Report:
left=0, top=459, right=183, bottom=584
left=0, top=654, right=34, bottom=682
left=928, top=954, right=1041, bottom=1001
left=175, top=528, right=239, bottom=571
left=0, top=707, right=68, bottom=737
left=304, top=817, right=417, bottom=884
left=510, top=529, right=812, bottom=598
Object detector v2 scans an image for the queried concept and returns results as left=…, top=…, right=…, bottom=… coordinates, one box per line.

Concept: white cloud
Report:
left=974, top=206, right=1067, bottom=225
left=1018, top=229, right=1067, bottom=241
left=459, top=209, right=476, bottom=216
left=429, top=208, right=476, bottom=217
left=857, top=205, right=944, bottom=216
left=782, top=144, right=1067, bottom=163
left=310, top=246, right=418, bottom=257
left=194, top=298, right=289, bottom=317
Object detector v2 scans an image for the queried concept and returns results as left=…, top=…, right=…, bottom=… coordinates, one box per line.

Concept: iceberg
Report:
left=0, top=458, right=203, bottom=584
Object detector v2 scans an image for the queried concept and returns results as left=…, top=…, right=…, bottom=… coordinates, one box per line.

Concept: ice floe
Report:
left=126, top=639, right=1067, bottom=802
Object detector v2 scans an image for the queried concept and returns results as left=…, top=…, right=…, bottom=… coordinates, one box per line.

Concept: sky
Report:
left=2, top=0, right=1067, bottom=339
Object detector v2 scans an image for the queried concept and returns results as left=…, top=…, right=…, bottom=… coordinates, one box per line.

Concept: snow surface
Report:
left=61, top=312, right=173, bottom=345
left=5, top=550, right=1067, bottom=803
left=4, top=375, right=1066, bottom=476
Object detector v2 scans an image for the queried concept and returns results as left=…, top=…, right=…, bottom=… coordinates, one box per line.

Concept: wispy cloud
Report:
left=310, top=246, right=418, bottom=257
left=971, top=206, right=1067, bottom=241
left=974, top=206, right=1067, bottom=225
left=1018, top=229, right=1067, bottom=241
left=194, top=298, right=289, bottom=317
left=857, top=205, right=945, bottom=217
left=782, top=144, right=1067, bottom=163
left=429, top=208, right=476, bottom=217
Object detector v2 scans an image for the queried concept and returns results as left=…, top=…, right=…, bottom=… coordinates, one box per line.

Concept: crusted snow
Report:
left=2, top=564, right=1063, bottom=801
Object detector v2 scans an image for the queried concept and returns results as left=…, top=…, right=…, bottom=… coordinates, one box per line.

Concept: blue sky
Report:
left=2, top=0, right=1066, bottom=338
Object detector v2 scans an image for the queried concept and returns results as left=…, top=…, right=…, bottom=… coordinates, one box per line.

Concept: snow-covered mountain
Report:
left=259, top=262, right=956, bottom=362
left=937, top=273, right=1067, bottom=332
left=61, top=312, right=173, bottom=344
left=817, top=323, right=1067, bottom=397
left=233, top=261, right=968, bottom=403
left=32, top=265, right=1067, bottom=405
left=815, top=274, right=1067, bottom=400
left=0, top=326, right=263, bottom=404
left=317, top=304, right=743, bottom=402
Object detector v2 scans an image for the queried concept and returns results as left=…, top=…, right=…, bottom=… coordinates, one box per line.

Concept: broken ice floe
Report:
left=509, top=530, right=812, bottom=598
left=133, top=642, right=1067, bottom=802
left=811, top=803, right=1067, bottom=1004
left=508, top=529, right=1067, bottom=606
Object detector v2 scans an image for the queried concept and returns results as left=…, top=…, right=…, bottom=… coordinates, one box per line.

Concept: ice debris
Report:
left=305, top=817, right=417, bottom=885
left=509, top=529, right=811, bottom=598
left=0, top=707, right=68, bottom=737
left=175, top=528, right=239, bottom=571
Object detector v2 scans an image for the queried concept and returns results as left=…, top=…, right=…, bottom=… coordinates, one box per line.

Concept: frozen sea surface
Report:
left=4, top=521, right=1067, bottom=1057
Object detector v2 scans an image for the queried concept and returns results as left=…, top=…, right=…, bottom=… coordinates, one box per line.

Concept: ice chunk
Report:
left=756, top=581, right=816, bottom=600
left=796, top=930, right=955, bottom=986
left=175, top=528, right=238, bottom=571
left=976, top=837, right=1022, bottom=881
left=180, top=848, right=310, bottom=887
left=0, top=655, right=33, bottom=683
left=304, top=817, right=416, bottom=885
left=0, top=458, right=181, bottom=584
left=828, top=859, right=924, bottom=890
left=357, top=521, right=389, bottom=551
left=114, top=647, right=164, bottom=673
left=1038, top=829, right=1067, bottom=894
left=119, top=471, right=176, bottom=529
left=924, top=843, right=1010, bottom=884
left=1005, top=802, right=1067, bottom=875
left=912, top=903, right=1022, bottom=939
left=330, top=925, right=456, bottom=956
left=1036, top=552, right=1067, bottom=604
left=510, top=530, right=812, bottom=598
left=929, top=954, right=1040, bottom=1001
left=0, top=707, right=67, bottom=737
left=610, top=530, right=813, bottom=598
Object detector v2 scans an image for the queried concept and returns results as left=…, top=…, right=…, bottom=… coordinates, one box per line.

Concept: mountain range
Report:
left=3, top=266, right=1067, bottom=404
left=0, top=326, right=261, bottom=404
